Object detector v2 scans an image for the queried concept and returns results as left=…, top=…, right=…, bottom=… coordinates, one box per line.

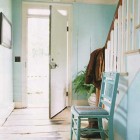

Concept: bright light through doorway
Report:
left=27, top=16, right=49, bottom=107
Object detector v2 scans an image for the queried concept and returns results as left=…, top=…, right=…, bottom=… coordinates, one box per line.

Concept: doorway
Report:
left=22, top=2, right=72, bottom=118
left=27, top=11, right=49, bottom=107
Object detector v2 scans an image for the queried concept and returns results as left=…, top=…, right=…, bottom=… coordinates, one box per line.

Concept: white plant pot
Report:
left=88, top=93, right=96, bottom=106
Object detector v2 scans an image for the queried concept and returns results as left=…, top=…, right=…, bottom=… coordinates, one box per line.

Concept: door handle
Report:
left=50, top=62, right=58, bottom=69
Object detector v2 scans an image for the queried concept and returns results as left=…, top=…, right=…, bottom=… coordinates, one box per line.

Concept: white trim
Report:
left=22, top=3, right=28, bottom=108
left=126, top=0, right=131, bottom=51
left=67, top=6, right=73, bottom=106
left=105, top=48, right=109, bottom=72
left=117, top=6, right=122, bottom=73
left=132, top=0, right=136, bottom=50
left=106, top=41, right=111, bottom=72
left=110, top=30, right=114, bottom=72
left=114, top=19, right=118, bottom=72
left=122, top=0, right=126, bottom=72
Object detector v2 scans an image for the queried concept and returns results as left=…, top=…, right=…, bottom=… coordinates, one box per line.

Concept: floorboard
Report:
left=0, top=107, right=101, bottom=140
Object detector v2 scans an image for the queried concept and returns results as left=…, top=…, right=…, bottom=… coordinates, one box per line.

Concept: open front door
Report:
left=49, top=6, right=67, bottom=118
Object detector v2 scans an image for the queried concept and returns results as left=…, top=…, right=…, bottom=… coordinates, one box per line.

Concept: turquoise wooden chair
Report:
left=70, top=72, right=119, bottom=140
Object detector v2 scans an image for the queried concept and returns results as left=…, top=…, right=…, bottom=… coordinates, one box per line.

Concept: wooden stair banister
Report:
left=105, top=0, right=122, bottom=48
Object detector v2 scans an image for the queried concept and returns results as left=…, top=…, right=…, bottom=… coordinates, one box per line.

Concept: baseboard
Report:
left=14, top=102, right=23, bottom=109
left=0, top=102, right=15, bottom=126
left=14, top=102, right=27, bottom=109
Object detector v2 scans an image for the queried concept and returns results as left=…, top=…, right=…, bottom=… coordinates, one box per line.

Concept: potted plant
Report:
left=72, top=68, right=96, bottom=106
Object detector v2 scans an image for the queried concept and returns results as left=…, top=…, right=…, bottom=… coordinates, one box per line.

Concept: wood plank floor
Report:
left=0, top=107, right=101, bottom=140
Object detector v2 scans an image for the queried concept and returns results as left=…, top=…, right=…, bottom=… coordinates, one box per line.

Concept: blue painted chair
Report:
left=70, top=72, right=119, bottom=140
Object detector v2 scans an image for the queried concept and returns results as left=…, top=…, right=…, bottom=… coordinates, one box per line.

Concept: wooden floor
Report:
left=0, top=107, right=101, bottom=140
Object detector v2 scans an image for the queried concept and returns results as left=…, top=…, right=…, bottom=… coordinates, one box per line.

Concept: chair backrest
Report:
left=99, top=72, right=119, bottom=116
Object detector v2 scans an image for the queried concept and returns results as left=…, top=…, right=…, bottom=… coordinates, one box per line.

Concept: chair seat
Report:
left=72, top=106, right=109, bottom=116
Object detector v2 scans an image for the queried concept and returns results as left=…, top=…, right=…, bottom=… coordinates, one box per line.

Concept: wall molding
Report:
left=75, top=0, right=118, bottom=4
left=24, top=0, right=118, bottom=5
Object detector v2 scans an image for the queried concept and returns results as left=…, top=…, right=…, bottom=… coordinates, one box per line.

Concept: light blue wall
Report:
left=114, top=54, right=140, bottom=140
left=0, top=0, right=12, bottom=21
left=72, top=4, right=116, bottom=100
left=0, top=0, right=13, bottom=125
left=126, top=54, right=140, bottom=140
left=12, top=0, right=22, bottom=102
left=0, top=0, right=13, bottom=105
left=114, top=76, right=128, bottom=140
left=72, top=4, right=116, bottom=76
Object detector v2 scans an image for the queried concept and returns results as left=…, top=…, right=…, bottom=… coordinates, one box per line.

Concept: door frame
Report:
left=22, top=2, right=73, bottom=108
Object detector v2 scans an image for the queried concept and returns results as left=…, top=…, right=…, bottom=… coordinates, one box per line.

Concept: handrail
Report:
left=105, top=0, right=122, bottom=48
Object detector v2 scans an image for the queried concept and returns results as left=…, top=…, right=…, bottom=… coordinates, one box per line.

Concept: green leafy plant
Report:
left=72, top=69, right=95, bottom=95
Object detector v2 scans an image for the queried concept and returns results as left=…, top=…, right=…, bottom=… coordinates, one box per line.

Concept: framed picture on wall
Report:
left=0, top=12, right=12, bottom=49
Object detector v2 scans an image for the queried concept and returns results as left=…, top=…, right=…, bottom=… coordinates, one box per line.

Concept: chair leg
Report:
left=108, top=119, right=114, bottom=140
left=98, top=118, right=105, bottom=140
left=70, top=114, right=74, bottom=140
left=76, top=117, right=81, bottom=140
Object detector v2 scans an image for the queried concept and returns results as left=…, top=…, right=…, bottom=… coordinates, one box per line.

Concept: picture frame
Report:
left=0, top=12, right=12, bottom=49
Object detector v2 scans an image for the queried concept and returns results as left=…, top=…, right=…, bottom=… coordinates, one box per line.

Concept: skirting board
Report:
left=0, top=102, right=15, bottom=126
left=14, top=102, right=27, bottom=109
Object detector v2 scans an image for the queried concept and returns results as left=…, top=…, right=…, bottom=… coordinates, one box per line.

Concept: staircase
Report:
left=105, top=0, right=140, bottom=74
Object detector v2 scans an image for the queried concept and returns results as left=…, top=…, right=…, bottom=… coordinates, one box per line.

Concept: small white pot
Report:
left=88, top=93, right=96, bottom=106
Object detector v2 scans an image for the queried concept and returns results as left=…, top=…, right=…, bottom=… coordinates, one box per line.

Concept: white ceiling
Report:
left=53, top=0, right=118, bottom=4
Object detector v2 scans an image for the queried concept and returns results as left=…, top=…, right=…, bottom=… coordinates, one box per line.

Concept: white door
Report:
left=49, top=6, right=67, bottom=118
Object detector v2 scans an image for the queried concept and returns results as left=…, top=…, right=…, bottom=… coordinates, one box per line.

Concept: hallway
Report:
left=0, top=107, right=101, bottom=140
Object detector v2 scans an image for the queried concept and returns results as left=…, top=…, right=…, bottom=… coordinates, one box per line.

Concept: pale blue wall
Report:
left=72, top=4, right=116, bottom=100
left=12, top=0, right=22, bottom=102
left=72, top=4, right=116, bottom=75
left=126, top=54, right=140, bottom=140
left=0, top=0, right=13, bottom=105
left=0, top=0, right=12, bottom=21
left=0, top=0, right=13, bottom=124
left=114, top=54, right=140, bottom=140
left=114, top=76, right=128, bottom=140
